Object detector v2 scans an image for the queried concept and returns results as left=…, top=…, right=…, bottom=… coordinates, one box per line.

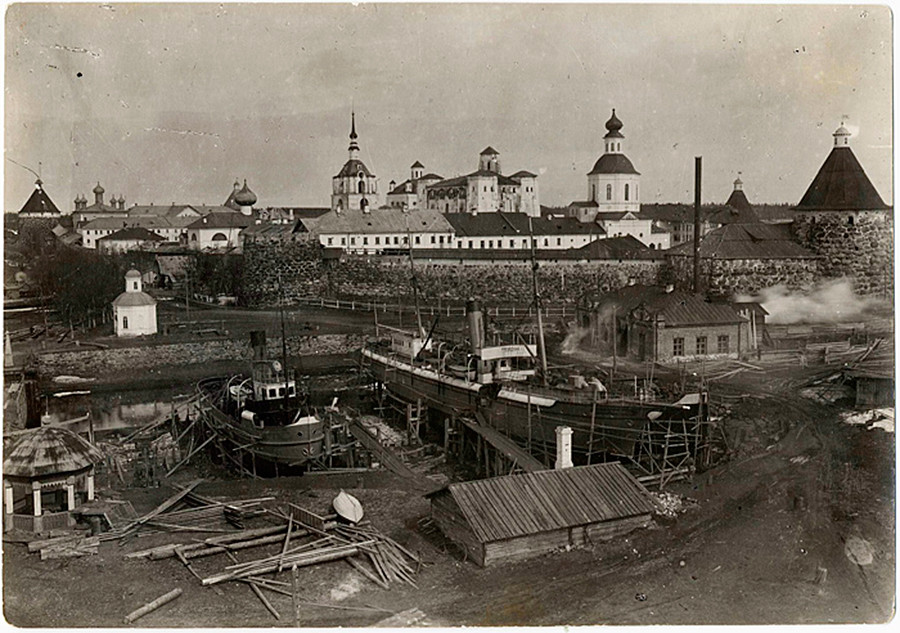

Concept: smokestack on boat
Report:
left=466, top=298, right=485, bottom=356
left=250, top=330, right=267, bottom=361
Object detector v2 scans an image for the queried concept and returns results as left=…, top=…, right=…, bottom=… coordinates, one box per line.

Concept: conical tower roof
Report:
left=795, top=146, right=890, bottom=212
left=18, top=179, right=61, bottom=215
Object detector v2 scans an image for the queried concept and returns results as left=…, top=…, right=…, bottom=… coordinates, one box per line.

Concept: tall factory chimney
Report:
left=692, top=156, right=702, bottom=293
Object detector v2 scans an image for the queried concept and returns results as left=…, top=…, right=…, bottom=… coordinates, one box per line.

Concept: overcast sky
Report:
left=4, top=3, right=893, bottom=212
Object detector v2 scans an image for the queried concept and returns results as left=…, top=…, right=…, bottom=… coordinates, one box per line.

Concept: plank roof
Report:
left=3, top=427, right=104, bottom=478
left=427, top=463, right=655, bottom=543
left=314, top=207, right=453, bottom=235
left=445, top=213, right=602, bottom=237
left=667, top=223, right=818, bottom=260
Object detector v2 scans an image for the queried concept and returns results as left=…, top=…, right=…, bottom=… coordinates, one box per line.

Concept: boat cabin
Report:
left=251, top=359, right=297, bottom=401
left=380, top=324, right=433, bottom=360
left=475, top=344, right=537, bottom=383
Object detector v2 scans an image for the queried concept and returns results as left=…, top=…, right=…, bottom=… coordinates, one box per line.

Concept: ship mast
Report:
left=404, top=212, right=425, bottom=338
left=277, top=273, right=289, bottom=399
left=528, top=216, right=549, bottom=386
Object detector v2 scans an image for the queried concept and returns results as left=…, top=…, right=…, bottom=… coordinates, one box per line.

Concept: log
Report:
left=28, top=534, right=84, bottom=553
left=278, top=511, right=294, bottom=573
left=165, top=434, right=217, bottom=477
left=117, top=480, right=203, bottom=537
left=183, top=532, right=301, bottom=560
left=226, top=551, right=280, bottom=621
left=346, top=556, right=390, bottom=590
left=201, top=544, right=365, bottom=585
left=124, top=588, right=183, bottom=624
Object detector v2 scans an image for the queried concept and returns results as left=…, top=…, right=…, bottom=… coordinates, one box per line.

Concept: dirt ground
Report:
left=3, top=353, right=894, bottom=626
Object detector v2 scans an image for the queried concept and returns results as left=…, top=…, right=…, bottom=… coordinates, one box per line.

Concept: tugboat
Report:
left=197, top=330, right=326, bottom=468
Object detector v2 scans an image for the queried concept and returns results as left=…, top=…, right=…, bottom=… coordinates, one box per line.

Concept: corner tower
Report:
left=586, top=109, right=640, bottom=214
left=793, top=121, right=892, bottom=296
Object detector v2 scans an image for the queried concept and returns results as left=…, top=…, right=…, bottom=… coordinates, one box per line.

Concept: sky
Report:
left=4, top=3, right=893, bottom=212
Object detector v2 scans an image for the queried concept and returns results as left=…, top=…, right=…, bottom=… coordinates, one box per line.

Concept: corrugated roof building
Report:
left=426, top=463, right=655, bottom=566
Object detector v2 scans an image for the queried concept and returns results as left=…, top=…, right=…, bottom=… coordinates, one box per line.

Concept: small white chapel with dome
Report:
left=112, top=269, right=157, bottom=337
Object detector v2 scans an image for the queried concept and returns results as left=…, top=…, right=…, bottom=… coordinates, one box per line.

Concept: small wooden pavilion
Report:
left=427, top=462, right=656, bottom=566
left=3, top=427, right=104, bottom=533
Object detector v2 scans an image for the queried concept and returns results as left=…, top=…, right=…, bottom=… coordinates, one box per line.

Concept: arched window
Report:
left=606, top=184, right=612, bottom=201
left=122, top=316, right=129, bottom=329
left=592, top=184, right=597, bottom=202
left=190, top=234, right=197, bottom=241
left=358, top=176, right=365, bottom=194
left=625, top=184, right=630, bottom=201
left=211, top=233, right=228, bottom=241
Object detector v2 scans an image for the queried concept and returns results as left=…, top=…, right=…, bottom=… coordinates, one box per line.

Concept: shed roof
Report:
left=585, top=285, right=747, bottom=326
left=427, top=463, right=655, bottom=543
left=667, top=223, right=818, bottom=260
left=3, top=427, right=104, bottom=478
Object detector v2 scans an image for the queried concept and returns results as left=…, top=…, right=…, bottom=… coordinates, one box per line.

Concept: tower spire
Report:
left=348, top=111, right=360, bottom=158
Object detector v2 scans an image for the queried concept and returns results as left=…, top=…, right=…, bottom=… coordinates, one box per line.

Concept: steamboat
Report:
left=197, top=331, right=326, bottom=467
left=361, top=299, right=706, bottom=465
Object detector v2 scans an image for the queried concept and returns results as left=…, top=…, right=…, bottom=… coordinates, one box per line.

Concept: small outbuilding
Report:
left=426, top=462, right=656, bottom=567
left=3, top=427, right=104, bottom=533
left=112, top=269, right=157, bottom=336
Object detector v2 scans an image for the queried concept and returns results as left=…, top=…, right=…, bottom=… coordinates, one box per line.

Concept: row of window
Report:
left=591, top=183, right=638, bottom=202
left=324, top=234, right=597, bottom=249
left=672, top=335, right=730, bottom=356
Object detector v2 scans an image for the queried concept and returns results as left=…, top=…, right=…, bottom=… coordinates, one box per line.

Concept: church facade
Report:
left=331, top=113, right=379, bottom=214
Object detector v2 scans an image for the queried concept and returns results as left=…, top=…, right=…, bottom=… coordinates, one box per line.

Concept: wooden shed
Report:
left=426, top=462, right=656, bottom=567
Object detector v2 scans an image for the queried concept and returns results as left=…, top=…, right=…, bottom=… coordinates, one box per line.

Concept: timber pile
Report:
left=27, top=533, right=100, bottom=560
left=125, top=500, right=421, bottom=621
left=101, top=480, right=272, bottom=542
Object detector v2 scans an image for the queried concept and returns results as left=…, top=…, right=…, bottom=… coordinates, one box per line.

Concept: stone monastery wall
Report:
left=793, top=211, right=893, bottom=297
left=242, top=241, right=662, bottom=307
left=665, top=255, right=820, bottom=298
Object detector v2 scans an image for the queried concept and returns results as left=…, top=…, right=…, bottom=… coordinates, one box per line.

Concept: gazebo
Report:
left=3, top=427, right=104, bottom=533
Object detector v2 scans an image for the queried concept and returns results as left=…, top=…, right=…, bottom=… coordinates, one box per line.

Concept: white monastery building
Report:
left=112, top=270, right=157, bottom=337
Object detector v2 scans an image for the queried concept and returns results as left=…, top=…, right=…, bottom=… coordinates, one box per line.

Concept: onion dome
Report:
left=34, top=178, right=43, bottom=189
left=604, top=109, right=624, bottom=138
left=234, top=179, right=257, bottom=206
left=93, top=182, right=105, bottom=195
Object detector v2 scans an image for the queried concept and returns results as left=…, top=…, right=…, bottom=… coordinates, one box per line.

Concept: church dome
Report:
left=604, top=109, right=624, bottom=138
left=234, top=180, right=257, bottom=206
left=588, top=154, right=640, bottom=176
left=93, top=182, right=105, bottom=195
left=125, top=269, right=141, bottom=279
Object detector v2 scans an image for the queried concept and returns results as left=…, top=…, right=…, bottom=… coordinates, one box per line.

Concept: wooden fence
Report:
left=291, top=296, right=575, bottom=320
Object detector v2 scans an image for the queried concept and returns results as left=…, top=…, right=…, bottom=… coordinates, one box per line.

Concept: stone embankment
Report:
left=37, top=334, right=365, bottom=377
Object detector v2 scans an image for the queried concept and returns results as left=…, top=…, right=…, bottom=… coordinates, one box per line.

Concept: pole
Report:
left=277, top=273, right=289, bottom=398
left=405, top=214, right=425, bottom=337
left=528, top=216, right=549, bottom=385
left=693, top=156, right=702, bottom=294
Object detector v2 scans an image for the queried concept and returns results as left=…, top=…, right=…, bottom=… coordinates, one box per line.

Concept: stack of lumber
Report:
left=28, top=533, right=100, bottom=560
left=101, top=480, right=273, bottom=541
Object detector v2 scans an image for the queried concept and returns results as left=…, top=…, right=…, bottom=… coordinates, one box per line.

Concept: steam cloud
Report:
left=737, top=278, right=886, bottom=325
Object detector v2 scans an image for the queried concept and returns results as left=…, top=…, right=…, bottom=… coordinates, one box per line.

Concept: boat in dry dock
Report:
left=197, top=331, right=326, bottom=468
left=361, top=299, right=706, bottom=466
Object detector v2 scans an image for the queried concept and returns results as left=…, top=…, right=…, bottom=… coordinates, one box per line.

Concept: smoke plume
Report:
left=736, top=278, right=886, bottom=325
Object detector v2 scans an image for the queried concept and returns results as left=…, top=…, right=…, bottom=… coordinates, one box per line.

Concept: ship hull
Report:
left=197, top=377, right=326, bottom=467
left=362, top=348, right=700, bottom=460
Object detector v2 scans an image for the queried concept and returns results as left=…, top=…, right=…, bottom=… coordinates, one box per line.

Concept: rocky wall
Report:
left=243, top=240, right=662, bottom=305
left=665, top=255, right=820, bottom=297
left=794, top=212, right=893, bottom=296
left=37, top=334, right=364, bottom=377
